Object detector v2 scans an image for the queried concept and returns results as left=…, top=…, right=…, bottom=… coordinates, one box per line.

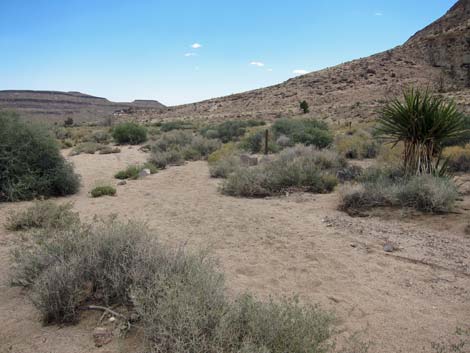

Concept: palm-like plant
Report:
left=377, top=89, right=466, bottom=175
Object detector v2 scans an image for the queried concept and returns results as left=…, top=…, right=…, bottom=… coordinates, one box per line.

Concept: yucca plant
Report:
left=377, top=89, right=466, bottom=175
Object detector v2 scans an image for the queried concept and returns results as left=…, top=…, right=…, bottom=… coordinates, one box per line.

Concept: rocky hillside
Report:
left=0, top=90, right=165, bottom=123
left=134, top=0, right=469, bottom=124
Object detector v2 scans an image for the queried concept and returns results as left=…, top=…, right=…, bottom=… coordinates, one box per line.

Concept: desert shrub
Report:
left=90, top=185, right=116, bottom=198
left=6, top=201, right=79, bottom=231
left=272, top=118, right=333, bottom=149
left=54, top=127, right=71, bottom=140
left=221, top=146, right=344, bottom=197
left=63, top=117, right=74, bottom=127
left=276, top=134, right=293, bottom=148
left=339, top=170, right=458, bottom=213
left=70, top=142, right=108, bottom=155
left=240, top=130, right=280, bottom=154
left=115, top=163, right=158, bottom=180
left=0, top=112, right=80, bottom=202
left=61, top=139, right=74, bottom=148
left=443, top=145, right=470, bottom=172
left=86, top=130, right=111, bottom=144
left=98, top=146, right=121, bottom=154
left=335, top=130, right=379, bottom=159
left=149, top=131, right=220, bottom=169
left=336, top=165, right=363, bottom=182
left=12, top=218, right=337, bottom=352
left=208, top=143, right=239, bottom=164
left=200, top=120, right=266, bottom=143
left=209, top=155, right=242, bottom=178
left=443, top=115, right=470, bottom=147
left=112, top=122, right=148, bottom=145
left=159, top=120, right=194, bottom=132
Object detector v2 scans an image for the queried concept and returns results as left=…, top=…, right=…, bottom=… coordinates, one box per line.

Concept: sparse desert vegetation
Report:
left=112, top=122, right=148, bottom=145
left=90, top=184, right=117, bottom=198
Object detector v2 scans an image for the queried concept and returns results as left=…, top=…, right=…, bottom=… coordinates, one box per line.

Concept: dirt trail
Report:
left=1, top=148, right=469, bottom=353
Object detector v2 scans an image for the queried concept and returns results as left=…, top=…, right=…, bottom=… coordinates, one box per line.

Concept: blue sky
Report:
left=0, top=0, right=457, bottom=106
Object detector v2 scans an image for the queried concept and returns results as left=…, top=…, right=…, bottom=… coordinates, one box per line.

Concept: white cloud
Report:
left=293, top=69, right=308, bottom=75
left=184, top=52, right=197, bottom=57
left=250, top=61, right=265, bottom=67
left=374, top=12, right=383, bottom=16
left=191, top=43, right=202, bottom=49
left=266, top=68, right=273, bottom=72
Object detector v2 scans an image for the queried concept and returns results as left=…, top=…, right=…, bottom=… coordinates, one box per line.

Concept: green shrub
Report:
left=159, top=120, right=194, bottom=132
left=149, top=131, right=220, bottom=169
left=86, top=130, right=111, bottom=144
left=335, top=130, right=379, bottom=159
left=221, top=146, right=344, bottom=197
left=209, top=155, right=242, bottom=178
left=208, top=143, right=238, bottom=164
left=98, top=146, right=121, bottom=154
left=0, top=112, right=80, bottom=202
left=70, top=142, right=108, bottom=155
left=12, top=216, right=337, bottom=351
left=272, top=118, right=332, bottom=149
left=6, top=201, right=79, bottom=231
left=201, top=120, right=266, bottom=143
left=90, top=185, right=116, bottom=198
left=112, top=122, right=148, bottom=144
left=115, top=163, right=158, bottom=180
left=240, top=130, right=280, bottom=154
left=339, top=171, right=458, bottom=213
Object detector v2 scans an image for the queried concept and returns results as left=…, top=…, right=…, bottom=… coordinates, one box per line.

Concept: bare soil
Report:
left=1, top=147, right=469, bottom=353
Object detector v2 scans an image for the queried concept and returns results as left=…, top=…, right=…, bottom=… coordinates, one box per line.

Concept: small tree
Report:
left=377, top=89, right=466, bottom=175
left=300, top=100, right=309, bottom=114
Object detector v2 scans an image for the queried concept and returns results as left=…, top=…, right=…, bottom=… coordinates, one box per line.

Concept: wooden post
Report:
left=264, top=129, right=269, bottom=155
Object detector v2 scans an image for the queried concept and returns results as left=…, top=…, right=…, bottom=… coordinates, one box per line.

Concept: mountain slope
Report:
left=139, top=0, right=469, bottom=124
left=0, top=90, right=165, bottom=123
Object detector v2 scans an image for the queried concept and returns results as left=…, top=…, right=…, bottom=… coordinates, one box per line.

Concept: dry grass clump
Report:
left=6, top=201, right=79, bottom=231
left=70, top=142, right=109, bottom=155
left=149, top=130, right=221, bottom=169
left=221, top=146, right=345, bottom=197
left=442, top=145, right=470, bottom=173
left=11, top=218, right=339, bottom=353
left=339, top=168, right=458, bottom=214
left=334, top=129, right=379, bottom=159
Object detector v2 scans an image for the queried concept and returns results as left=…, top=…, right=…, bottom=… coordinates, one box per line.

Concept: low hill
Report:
left=0, top=90, right=165, bottom=123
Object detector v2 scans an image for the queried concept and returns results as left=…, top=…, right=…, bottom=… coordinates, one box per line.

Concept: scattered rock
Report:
left=117, top=180, right=127, bottom=186
left=139, top=168, right=151, bottom=178
left=383, top=243, right=395, bottom=253
left=92, top=327, right=113, bottom=347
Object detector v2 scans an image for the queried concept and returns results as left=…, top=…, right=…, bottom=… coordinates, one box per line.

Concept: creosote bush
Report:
left=221, top=146, right=345, bottom=197
left=339, top=168, right=458, bottom=214
left=70, top=142, right=110, bottom=155
left=149, top=130, right=220, bottom=169
left=272, top=118, right=333, bottom=149
left=335, top=130, right=378, bottom=159
left=442, top=145, right=470, bottom=172
left=200, top=120, right=266, bottom=143
left=11, top=218, right=339, bottom=353
left=90, top=185, right=116, bottom=198
left=112, top=122, right=148, bottom=145
left=6, top=201, right=79, bottom=231
left=115, top=163, right=158, bottom=180
left=0, top=112, right=80, bottom=202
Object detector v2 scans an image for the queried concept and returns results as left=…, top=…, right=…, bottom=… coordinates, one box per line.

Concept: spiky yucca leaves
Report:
left=377, top=89, right=466, bottom=175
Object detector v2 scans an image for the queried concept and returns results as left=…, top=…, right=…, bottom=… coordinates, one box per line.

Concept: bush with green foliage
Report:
left=90, top=185, right=116, bottom=198
left=335, top=130, right=379, bottom=159
left=339, top=167, right=458, bottom=213
left=239, top=130, right=281, bottom=154
left=221, top=146, right=345, bottom=197
left=0, top=112, right=80, bottom=202
left=149, top=130, right=220, bottom=169
left=115, top=163, right=158, bottom=180
left=159, top=120, right=194, bottom=132
left=200, top=120, right=266, bottom=143
left=112, top=122, right=148, bottom=144
left=209, top=155, right=242, bottom=178
left=272, top=118, right=333, bottom=149
left=70, top=142, right=109, bottom=155
left=11, top=217, right=338, bottom=353
left=6, top=201, right=79, bottom=231
left=300, top=100, right=310, bottom=114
